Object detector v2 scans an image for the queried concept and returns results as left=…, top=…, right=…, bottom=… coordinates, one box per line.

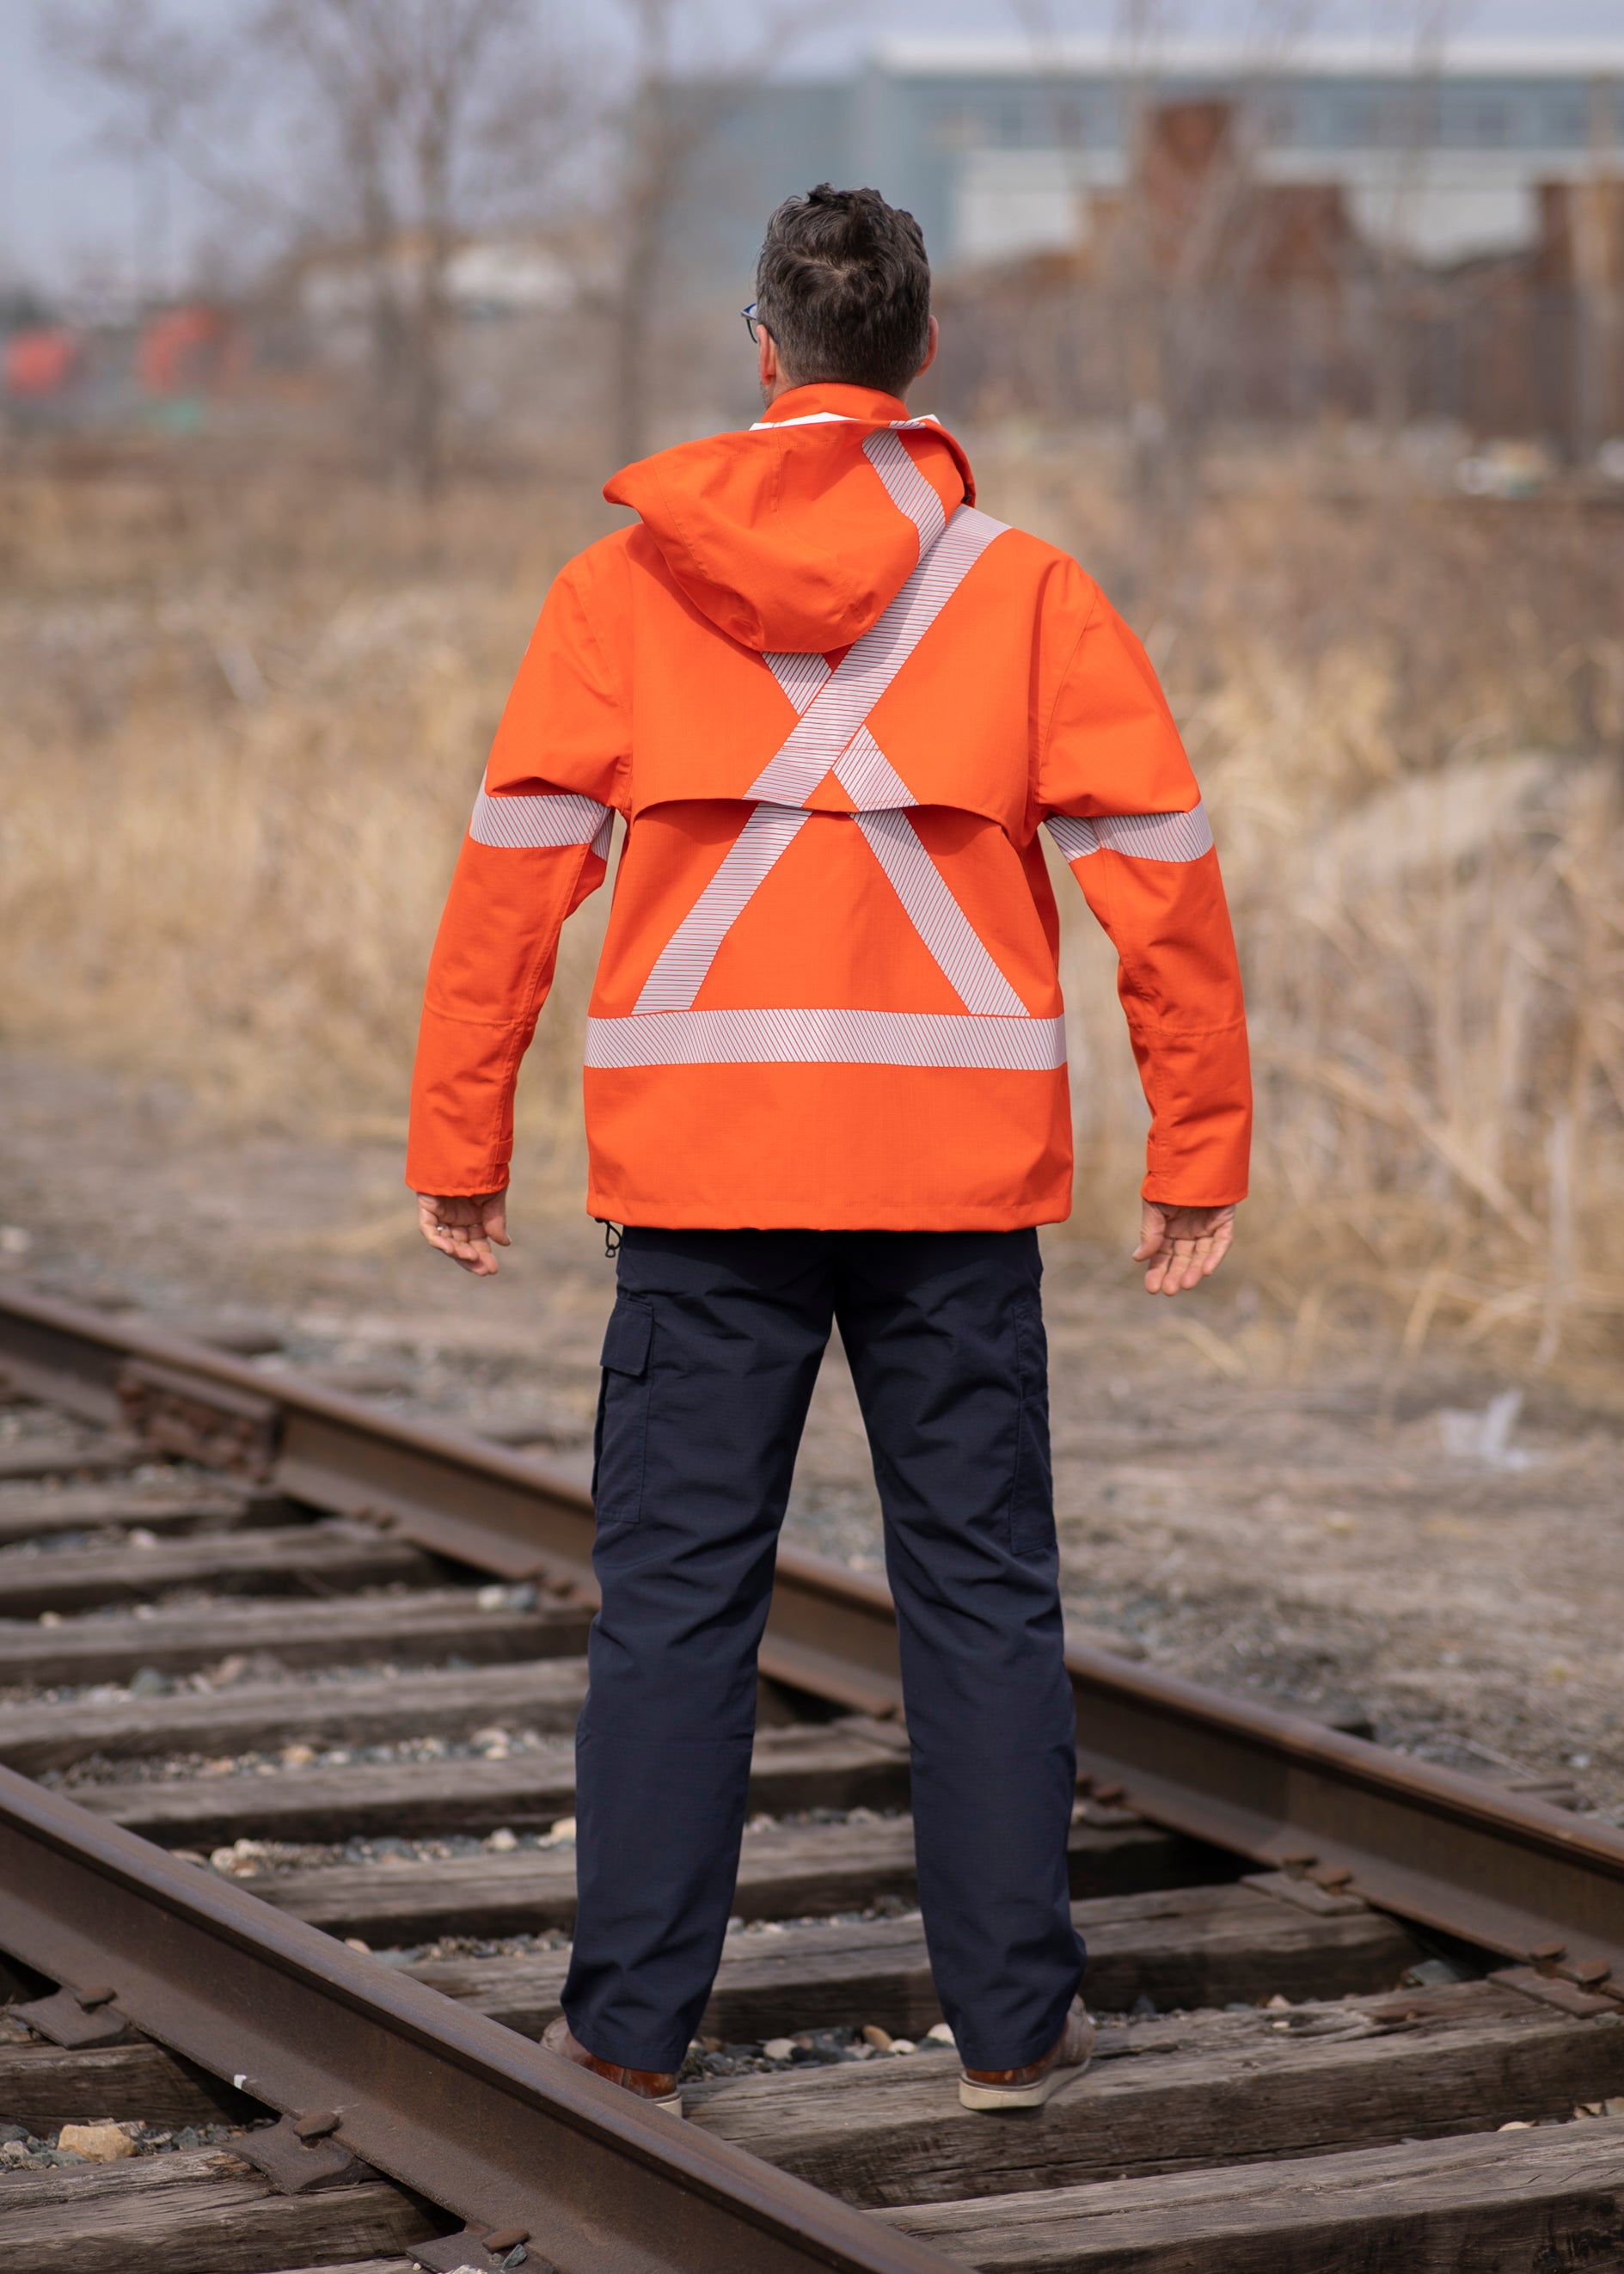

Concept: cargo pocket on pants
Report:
left=591, top=1294, right=654, bottom=1526
left=1008, top=1296, right=1056, bottom=1557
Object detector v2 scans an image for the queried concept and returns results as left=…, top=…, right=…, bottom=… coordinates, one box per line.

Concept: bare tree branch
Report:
left=45, top=0, right=316, bottom=239
left=47, top=0, right=583, bottom=492
left=606, top=0, right=831, bottom=467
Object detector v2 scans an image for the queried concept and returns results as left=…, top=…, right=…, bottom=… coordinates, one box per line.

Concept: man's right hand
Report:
left=416, top=1192, right=510, bottom=1278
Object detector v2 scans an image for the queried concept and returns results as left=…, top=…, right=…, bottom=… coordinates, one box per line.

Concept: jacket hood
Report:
left=603, top=384, right=976, bottom=654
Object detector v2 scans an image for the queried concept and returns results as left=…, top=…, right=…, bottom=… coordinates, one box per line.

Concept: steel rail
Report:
left=3, top=1282, right=1622, bottom=2001
left=0, top=1764, right=955, bottom=2274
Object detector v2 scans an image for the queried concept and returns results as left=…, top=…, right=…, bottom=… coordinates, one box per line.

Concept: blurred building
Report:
left=696, top=39, right=1624, bottom=278
left=680, top=40, right=1624, bottom=454
left=291, top=231, right=579, bottom=326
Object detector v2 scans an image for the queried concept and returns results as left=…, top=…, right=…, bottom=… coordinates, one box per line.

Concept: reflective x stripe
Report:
left=599, top=466, right=1048, bottom=1071
left=833, top=725, right=914, bottom=809
left=471, top=788, right=613, bottom=858
left=763, top=483, right=1022, bottom=1020
left=586, top=1008, right=1066, bottom=1071
left=861, top=427, right=947, bottom=555
left=1045, top=804, right=1214, bottom=864
left=757, top=671, right=916, bottom=809
left=855, top=811, right=1026, bottom=1017
left=634, top=806, right=810, bottom=1014
left=755, top=425, right=946, bottom=746
left=747, top=505, right=1007, bottom=807
left=760, top=649, right=830, bottom=717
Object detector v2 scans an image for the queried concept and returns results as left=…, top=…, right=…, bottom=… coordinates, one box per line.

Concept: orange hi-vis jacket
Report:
left=407, top=383, right=1250, bottom=1230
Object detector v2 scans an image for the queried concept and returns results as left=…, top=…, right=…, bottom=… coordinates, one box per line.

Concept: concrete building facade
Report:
left=696, top=40, right=1624, bottom=282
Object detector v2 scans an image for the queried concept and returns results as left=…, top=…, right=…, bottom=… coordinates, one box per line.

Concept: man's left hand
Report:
left=1133, top=1202, right=1235, bottom=1296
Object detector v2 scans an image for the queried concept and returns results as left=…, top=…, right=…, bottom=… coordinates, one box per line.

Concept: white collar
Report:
left=748, top=411, right=944, bottom=432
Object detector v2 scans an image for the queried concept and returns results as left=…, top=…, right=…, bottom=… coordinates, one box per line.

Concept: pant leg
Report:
left=834, top=1228, right=1082, bottom=2072
left=561, top=1227, right=834, bottom=2072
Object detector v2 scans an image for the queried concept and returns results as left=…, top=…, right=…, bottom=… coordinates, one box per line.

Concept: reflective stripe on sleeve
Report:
left=585, top=1008, right=1066, bottom=1071
left=1045, top=802, right=1214, bottom=864
left=471, top=789, right=614, bottom=857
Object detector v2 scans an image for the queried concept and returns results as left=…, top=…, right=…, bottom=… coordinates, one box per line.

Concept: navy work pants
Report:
left=560, top=1227, right=1083, bottom=2074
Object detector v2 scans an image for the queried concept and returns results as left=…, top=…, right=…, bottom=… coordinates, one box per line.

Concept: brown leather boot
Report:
left=541, top=2015, right=684, bottom=2114
left=959, top=1995, right=1095, bottom=2111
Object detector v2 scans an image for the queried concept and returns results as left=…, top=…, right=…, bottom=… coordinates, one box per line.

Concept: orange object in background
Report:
left=407, top=384, right=1251, bottom=1229
left=3, top=328, right=81, bottom=399
left=137, top=303, right=239, bottom=396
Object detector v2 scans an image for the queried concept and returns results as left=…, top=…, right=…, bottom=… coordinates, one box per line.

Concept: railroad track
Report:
left=0, top=1279, right=1621, bottom=2273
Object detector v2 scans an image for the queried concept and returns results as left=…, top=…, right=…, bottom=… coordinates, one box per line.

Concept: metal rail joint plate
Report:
left=0, top=1766, right=955, bottom=2274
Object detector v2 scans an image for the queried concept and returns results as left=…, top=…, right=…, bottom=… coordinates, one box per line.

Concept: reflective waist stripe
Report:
left=1046, top=804, right=1214, bottom=864
left=471, top=788, right=613, bottom=857
left=586, top=1008, right=1066, bottom=1072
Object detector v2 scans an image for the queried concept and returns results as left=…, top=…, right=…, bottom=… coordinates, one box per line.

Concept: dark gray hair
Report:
left=755, top=185, right=931, bottom=400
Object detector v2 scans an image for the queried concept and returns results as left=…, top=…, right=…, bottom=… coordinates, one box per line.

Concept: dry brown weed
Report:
left=3, top=438, right=1621, bottom=1368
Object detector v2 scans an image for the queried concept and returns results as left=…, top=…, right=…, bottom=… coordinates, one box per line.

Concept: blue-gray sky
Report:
left=3, top=0, right=1620, bottom=295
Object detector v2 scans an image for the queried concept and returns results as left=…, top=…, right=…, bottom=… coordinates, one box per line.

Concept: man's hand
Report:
left=1133, top=1202, right=1235, bottom=1297
left=416, top=1192, right=510, bottom=1278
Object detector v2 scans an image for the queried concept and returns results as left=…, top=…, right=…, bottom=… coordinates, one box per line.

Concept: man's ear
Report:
left=916, top=315, right=940, bottom=380
left=757, top=326, right=780, bottom=394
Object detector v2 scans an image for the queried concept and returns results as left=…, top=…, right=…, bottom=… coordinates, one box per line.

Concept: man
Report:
left=408, top=185, right=1249, bottom=2116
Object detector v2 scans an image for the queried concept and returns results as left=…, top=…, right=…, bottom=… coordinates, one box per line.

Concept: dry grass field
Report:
left=2, top=434, right=1622, bottom=1381
left=3, top=438, right=1621, bottom=1813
